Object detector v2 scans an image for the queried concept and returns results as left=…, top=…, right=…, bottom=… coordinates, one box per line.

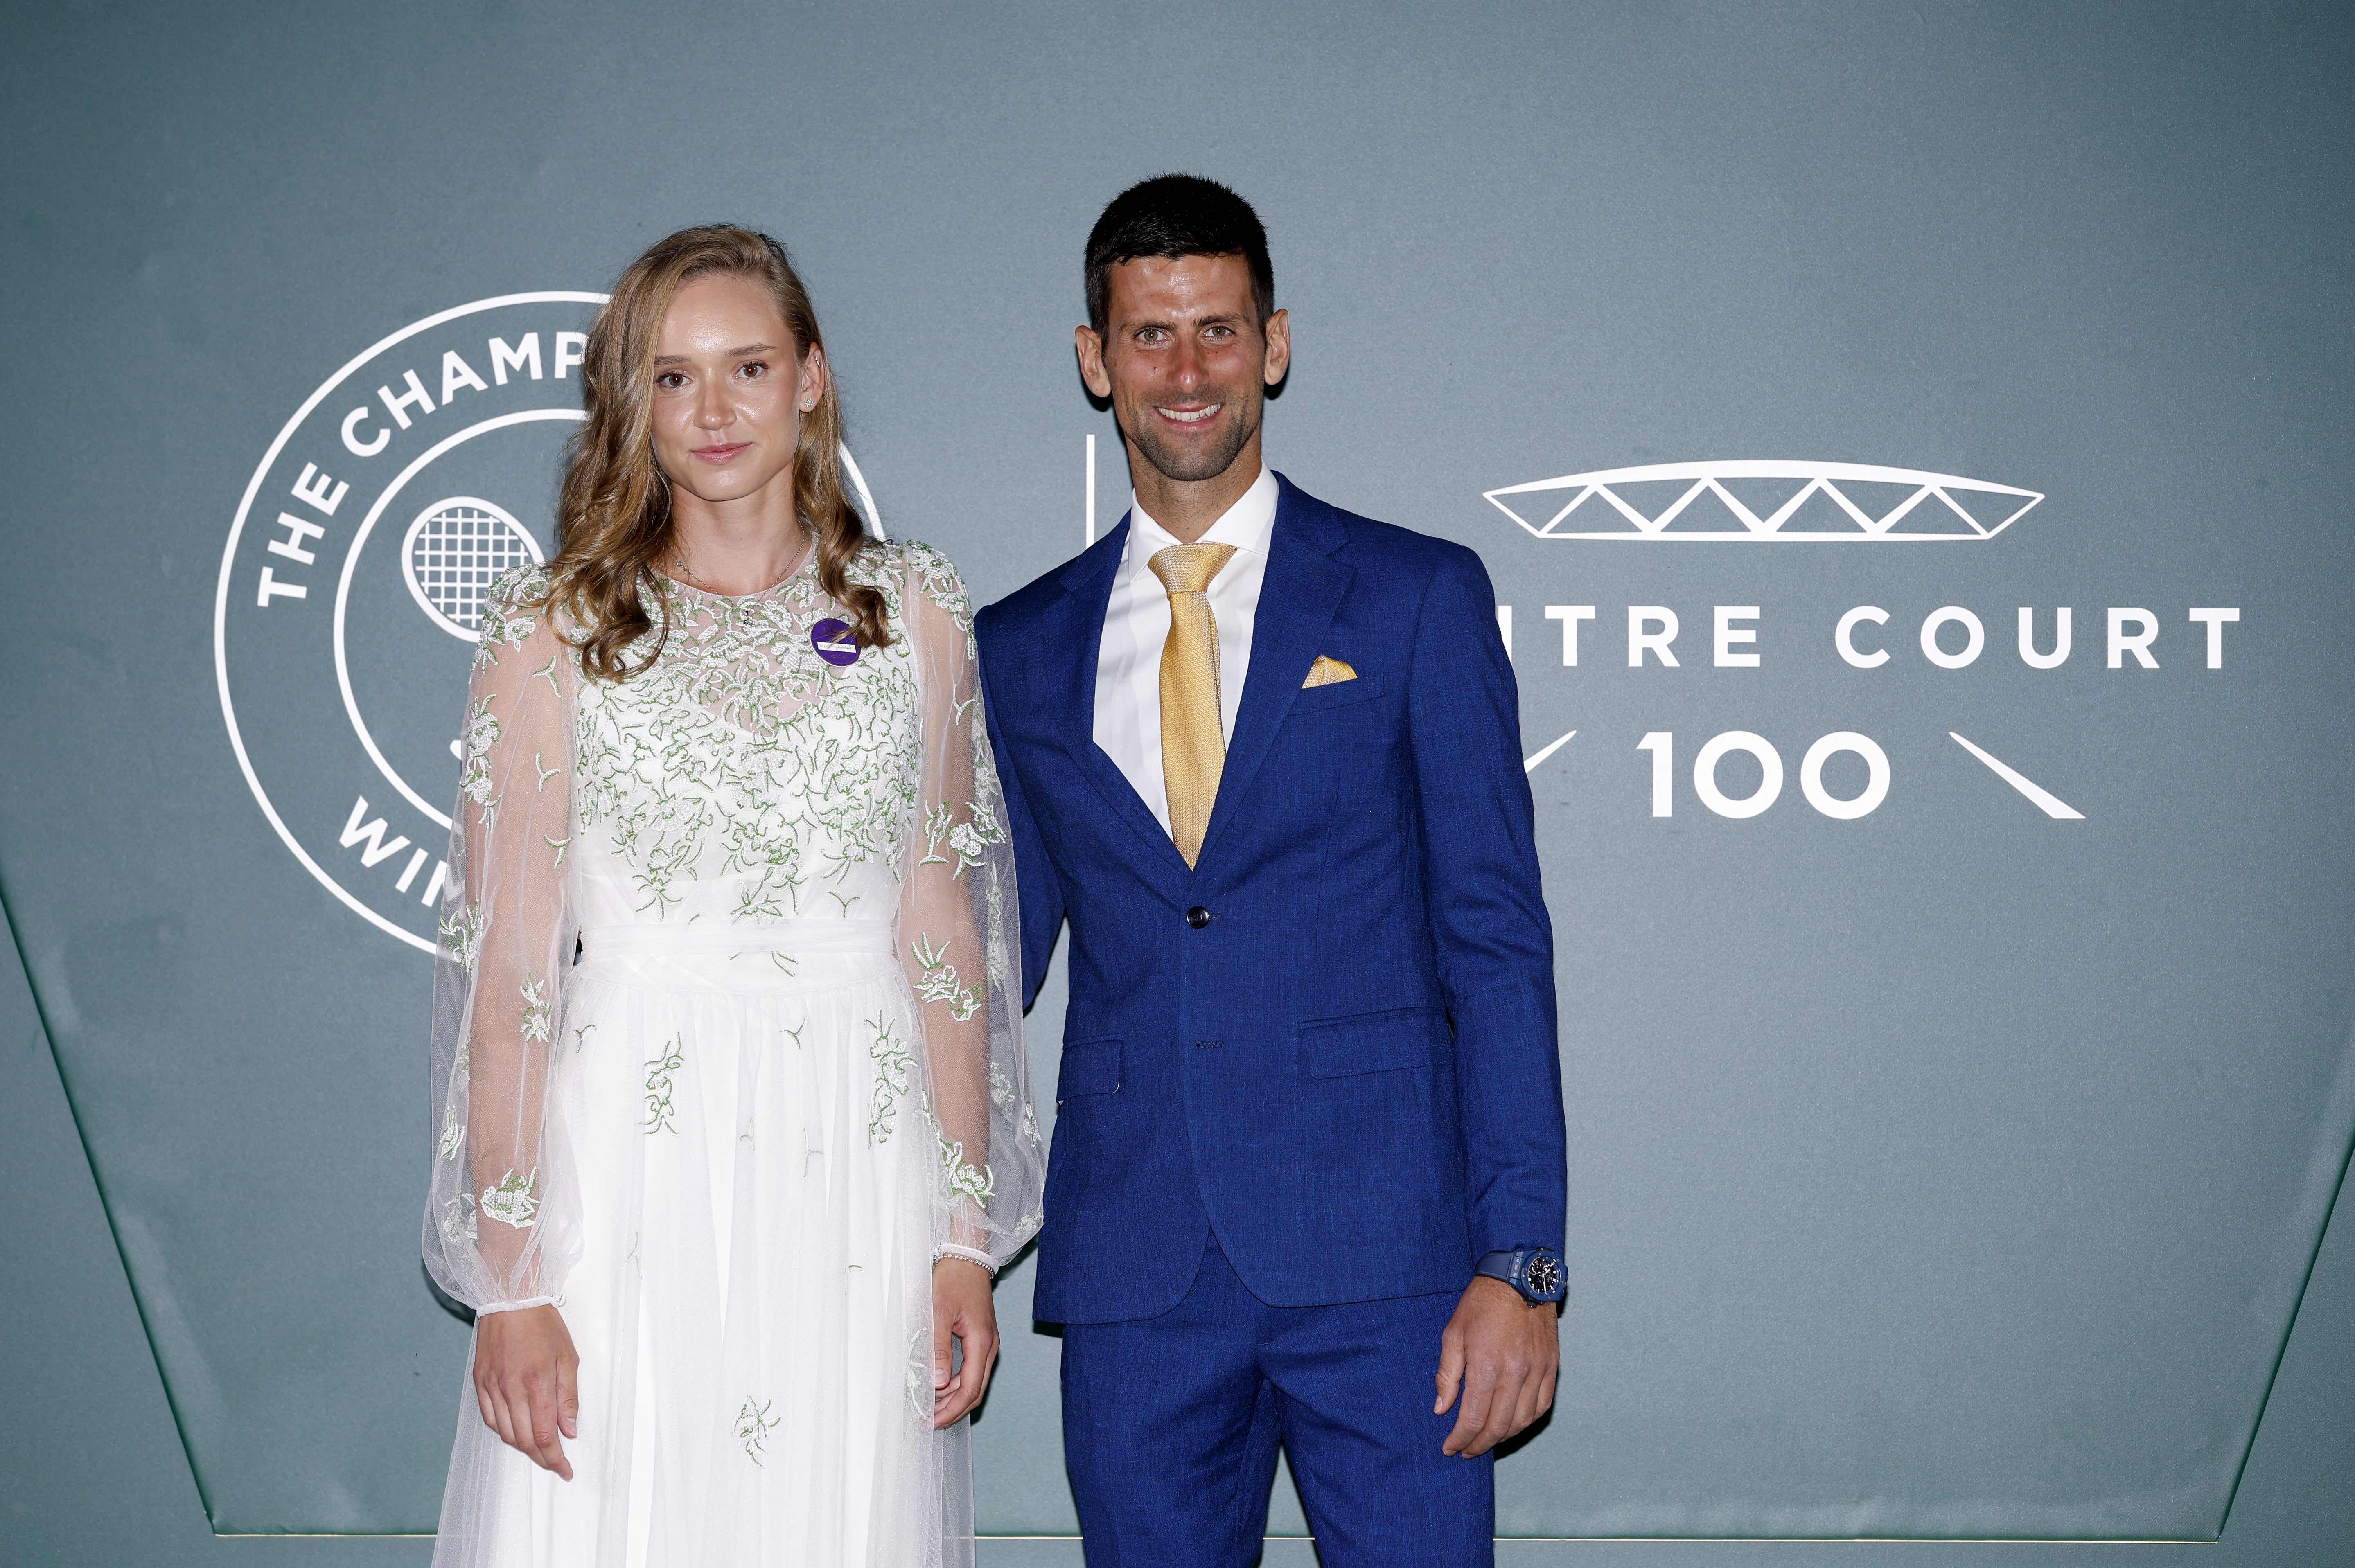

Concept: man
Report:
left=975, top=175, right=1566, bottom=1567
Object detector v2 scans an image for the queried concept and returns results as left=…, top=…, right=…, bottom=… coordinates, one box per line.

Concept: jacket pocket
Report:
left=1301, top=1006, right=1446, bottom=1078
left=1290, top=672, right=1385, bottom=712
left=1056, top=1036, right=1123, bottom=1099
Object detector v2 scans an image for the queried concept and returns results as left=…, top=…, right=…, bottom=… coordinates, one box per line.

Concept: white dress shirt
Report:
left=1093, top=464, right=1279, bottom=835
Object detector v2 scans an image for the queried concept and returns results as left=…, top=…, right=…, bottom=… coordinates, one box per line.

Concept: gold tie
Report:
left=1148, top=542, right=1238, bottom=868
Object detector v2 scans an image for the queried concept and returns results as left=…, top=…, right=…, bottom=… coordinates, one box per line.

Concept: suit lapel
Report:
left=1051, top=517, right=1196, bottom=888
left=1195, top=478, right=1352, bottom=871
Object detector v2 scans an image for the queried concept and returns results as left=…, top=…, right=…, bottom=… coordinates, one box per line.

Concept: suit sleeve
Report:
left=1403, top=545, right=1568, bottom=1265
left=975, top=613, right=1068, bottom=1014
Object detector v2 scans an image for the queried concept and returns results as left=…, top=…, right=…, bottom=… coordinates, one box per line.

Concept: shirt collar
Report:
left=1125, top=463, right=1278, bottom=569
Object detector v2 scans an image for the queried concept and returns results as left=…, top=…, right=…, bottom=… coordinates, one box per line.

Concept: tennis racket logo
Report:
left=401, top=496, right=546, bottom=640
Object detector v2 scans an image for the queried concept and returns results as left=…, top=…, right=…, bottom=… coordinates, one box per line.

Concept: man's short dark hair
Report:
left=1084, top=175, right=1274, bottom=336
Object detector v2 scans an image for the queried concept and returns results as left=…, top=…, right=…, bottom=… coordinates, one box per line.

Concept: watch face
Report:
left=1523, top=1253, right=1562, bottom=1300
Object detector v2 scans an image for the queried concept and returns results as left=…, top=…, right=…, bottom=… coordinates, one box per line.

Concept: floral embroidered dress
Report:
left=421, top=541, right=1043, bottom=1568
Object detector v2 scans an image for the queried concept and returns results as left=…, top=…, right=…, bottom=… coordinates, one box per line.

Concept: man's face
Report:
left=1078, top=253, right=1290, bottom=484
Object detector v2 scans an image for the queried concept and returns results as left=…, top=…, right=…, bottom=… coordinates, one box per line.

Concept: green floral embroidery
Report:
left=480, top=1168, right=539, bottom=1229
left=573, top=1023, right=596, bottom=1053
left=735, top=1398, right=775, bottom=1465
left=989, top=1063, right=1013, bottom=1112
left=437, top=1104, right=465, bottom=1161
left=645, top=1034, right=684, bottom=1135
left=566, top=542, right=951, bottom=930
left=912, top=543, right=977, bottom=659
left=867, top=1012, right=912, bottom=1143
left=911, top=934, right=980, bottom=1022
left=906, top=1328, right=931, bottom=1420
left=919, top=799, right=1004, bottom=879
left=917, top=802, right=956, bottom=870
left=985, top=878, right=1007, bottom=985
left=519, top=976, right=552, bottom=1043
left=951, top=802, right=1003, bottom=876
left=459, top=696, right=502, bottom=825
left=545, top=834, right=571, bottom=867
left=476, top=567, right=545, bottom=655
left=440, top=1192, right=477, bottom=1244
left=924, top=1095, right=995, bottom=1207
left=440, top=900, right=486, bottom=971
left=534, top=752, right=561, bottom=791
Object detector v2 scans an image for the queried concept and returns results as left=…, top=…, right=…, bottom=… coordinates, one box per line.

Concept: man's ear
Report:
left=1261, top=308, right=1291, bottom=387
left=1075, top=325, right=1113, bottom=399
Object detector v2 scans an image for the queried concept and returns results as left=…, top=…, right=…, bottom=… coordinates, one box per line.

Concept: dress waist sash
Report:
left=578, top=918, right=896, bottom=960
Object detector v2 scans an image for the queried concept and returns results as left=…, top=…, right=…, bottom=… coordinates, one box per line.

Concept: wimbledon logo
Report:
left=215, top=293, right=605, bottom=954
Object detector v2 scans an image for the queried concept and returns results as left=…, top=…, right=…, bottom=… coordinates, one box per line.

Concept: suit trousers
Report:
left=1060, top=1234, right=1494, bottom=1567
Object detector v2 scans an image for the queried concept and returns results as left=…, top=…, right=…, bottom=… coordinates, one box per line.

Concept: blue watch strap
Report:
left=1473, top=1249, right=1521, bottom=1286
left=1474, top=1246, right=1565, bottom=1303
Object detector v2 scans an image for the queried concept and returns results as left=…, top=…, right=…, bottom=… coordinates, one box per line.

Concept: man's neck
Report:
left=1128, top=435, right=1265, bottom=543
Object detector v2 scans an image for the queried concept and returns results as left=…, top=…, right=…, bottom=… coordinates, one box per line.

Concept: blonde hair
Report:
left=539, top=224, right=889, bottom=680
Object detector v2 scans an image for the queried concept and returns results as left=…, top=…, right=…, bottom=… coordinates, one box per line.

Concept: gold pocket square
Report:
left=1302, top=655, right=1358, bottom=688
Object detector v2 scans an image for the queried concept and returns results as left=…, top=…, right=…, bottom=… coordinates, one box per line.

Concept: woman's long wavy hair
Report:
left=538, top=224, right=889, bottom=680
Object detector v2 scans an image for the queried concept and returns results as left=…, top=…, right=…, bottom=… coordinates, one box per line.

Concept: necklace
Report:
left=670, top=536, right=812, bottom=598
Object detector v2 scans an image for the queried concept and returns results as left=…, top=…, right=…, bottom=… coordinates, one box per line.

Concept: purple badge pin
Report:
left=810, top=618, right=860, bottom=666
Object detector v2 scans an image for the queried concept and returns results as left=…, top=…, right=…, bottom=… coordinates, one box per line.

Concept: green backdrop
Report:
left=2, top=2, right=2350, bottom=1561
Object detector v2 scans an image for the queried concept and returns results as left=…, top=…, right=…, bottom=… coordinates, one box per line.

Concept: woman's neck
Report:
left=667, top=487, right=810, bottom=596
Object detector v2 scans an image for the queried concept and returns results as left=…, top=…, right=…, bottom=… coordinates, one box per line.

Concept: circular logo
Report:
left=215, top=292, right=605, bottom=953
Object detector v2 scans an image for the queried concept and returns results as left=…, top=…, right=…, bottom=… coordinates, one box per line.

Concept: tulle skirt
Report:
left=432, top=920, right=966, bottom=1568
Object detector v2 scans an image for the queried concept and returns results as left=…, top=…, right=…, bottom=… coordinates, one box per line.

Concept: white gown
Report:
left=420, top=541, right=1043, bottom=1568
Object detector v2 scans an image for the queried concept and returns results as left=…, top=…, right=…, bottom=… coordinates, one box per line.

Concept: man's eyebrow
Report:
left=651, top=342, right=780, bottom=365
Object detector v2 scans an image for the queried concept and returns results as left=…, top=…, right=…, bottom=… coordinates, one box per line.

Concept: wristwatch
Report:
left=1474, top=1246, right=1565, bottom=1304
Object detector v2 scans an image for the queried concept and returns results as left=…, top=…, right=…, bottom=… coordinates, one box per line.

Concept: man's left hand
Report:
left=1435, top=1276, right=1560, bottom=1456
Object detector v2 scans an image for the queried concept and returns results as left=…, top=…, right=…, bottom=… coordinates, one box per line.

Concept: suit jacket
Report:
left=976, top=474, right=1565, bottom=1323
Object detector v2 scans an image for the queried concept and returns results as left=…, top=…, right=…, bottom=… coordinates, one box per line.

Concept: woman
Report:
left=422, top=224, right=1042, bottom=1568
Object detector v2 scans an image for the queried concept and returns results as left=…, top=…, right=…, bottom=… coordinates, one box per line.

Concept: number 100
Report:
left=1635, top=731, right=1891, bottom=820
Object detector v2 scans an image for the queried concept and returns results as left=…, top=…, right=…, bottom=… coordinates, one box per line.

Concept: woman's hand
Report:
left=932, top=1257, right=1000, bottom=1428
left=474, top=1304, right=580, bottom=1479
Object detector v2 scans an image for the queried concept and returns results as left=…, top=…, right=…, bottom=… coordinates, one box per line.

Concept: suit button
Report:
left=1185, top=906, right=1211, bottom=929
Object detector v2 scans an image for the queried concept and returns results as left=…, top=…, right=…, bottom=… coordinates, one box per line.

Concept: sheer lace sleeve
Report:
left=422, top=568, right=583, bottom=1314
left=896, top=545, right=1045, bottom=1273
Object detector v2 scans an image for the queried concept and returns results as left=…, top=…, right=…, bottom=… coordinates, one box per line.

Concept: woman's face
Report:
left=648, top=273, right=826, bottom=514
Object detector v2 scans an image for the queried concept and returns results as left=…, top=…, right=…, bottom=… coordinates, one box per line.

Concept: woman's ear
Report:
left=799, top=345, right=828, bottom=414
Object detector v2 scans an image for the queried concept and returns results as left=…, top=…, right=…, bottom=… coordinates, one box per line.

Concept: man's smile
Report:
left=1155, top=402, right=1222, bottom=425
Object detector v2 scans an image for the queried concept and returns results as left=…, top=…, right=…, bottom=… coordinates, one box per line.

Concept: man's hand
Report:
left=933, top=1257, right=1001, bottom=1428
left=474, top=1304, right=579, bottom=1480
left=1435, top=1276, right=1559, bottom=1456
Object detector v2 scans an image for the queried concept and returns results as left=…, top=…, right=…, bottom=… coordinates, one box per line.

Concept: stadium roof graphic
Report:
left=1484, top=460, right=2043, bottom=541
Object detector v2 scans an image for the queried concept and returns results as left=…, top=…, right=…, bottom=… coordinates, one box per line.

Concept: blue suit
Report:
left=977, top=475, right=1564, bottom=1566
